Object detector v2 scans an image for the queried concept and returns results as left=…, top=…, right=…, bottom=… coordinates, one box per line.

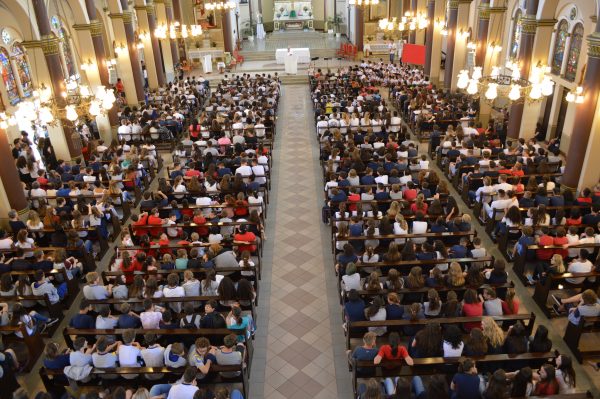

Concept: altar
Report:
left=274, top=0, right=314, bottom=30
left=275, top=48, right=311, bottom=64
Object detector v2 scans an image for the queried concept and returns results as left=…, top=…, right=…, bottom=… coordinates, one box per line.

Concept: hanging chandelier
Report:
left=0, top=78, right=116, bottom=129
left=456, top=61, right=554, bottom=106
left=379, top=11, right=428, bottom=32
left=205, top=1, right=236, bottom=11
left=154, top=22, right=203, bottom=39
left=349, top=0, right=379, bottom=8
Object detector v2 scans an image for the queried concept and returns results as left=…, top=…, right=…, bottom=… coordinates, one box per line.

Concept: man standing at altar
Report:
left=388, top=41, right=397, bottom=64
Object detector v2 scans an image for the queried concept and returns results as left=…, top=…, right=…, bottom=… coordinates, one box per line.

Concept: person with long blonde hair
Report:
left=447, top=262, right=466, bottom=287
left=482, top=316, right=505, bottom=353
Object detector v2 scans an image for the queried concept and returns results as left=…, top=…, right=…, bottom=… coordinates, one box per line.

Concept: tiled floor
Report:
left=241, top=31, right=344, bottom=52
left=248, top=84, right=352, bottom=398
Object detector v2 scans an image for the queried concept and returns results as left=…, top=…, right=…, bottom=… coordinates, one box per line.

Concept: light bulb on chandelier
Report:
left=508, top=84, right=521, bottom=101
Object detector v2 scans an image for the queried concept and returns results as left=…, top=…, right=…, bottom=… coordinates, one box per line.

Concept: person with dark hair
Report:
left=483, top=369, right=508, bottom=399
left=533, top=364, right=559, bottom=396
left=555, top=354, right=576, bottom=394
left=509, top=367, right=533, bottom=397
left=344, top=289, right=366, bottom=323
left=443, top=325, right=465, bottom=357
left=411, top=374, right=449, bottom=399
left=451, top=358, right=482, bottom=399
left=529, top=325, right=552, bottom=353
left=503, top=321, right=528, bottom=354
left=410, top=323, right=443, bottom=358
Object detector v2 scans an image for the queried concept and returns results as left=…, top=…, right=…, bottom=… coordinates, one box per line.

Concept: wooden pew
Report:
left=563, top=316, right=600, bottom=363
left=0, top=324, right=45, bottom=372
left=532, top=271, right=600, bottom=318
left=345, top=313, right=536, bottom=350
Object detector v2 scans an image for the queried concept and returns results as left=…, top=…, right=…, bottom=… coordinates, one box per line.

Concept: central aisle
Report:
left=255, top=84, right=352, bottom=398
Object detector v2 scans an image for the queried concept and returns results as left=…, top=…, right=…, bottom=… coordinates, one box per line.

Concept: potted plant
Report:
left=330, top=13, right=343, bottom=37
left=242, top=20, right=256, bottom=41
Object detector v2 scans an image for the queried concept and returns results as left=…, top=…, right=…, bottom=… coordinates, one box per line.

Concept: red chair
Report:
left=336, top=43, right=347, bottom=57
left=344, top=45, right=357, bottom=60
left=233, top=50, right=244, bottom=65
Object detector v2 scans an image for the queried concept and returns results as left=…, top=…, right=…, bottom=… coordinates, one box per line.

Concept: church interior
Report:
left=0, top=0, right=599, bottom=398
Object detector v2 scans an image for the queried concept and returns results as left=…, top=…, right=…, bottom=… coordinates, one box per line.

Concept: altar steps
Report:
left=279, top=74, right=309, bottom=85
left=239, top=48, right=339, bottom=61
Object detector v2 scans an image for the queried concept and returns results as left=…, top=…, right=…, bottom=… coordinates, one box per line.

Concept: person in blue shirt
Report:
left=329, top=187, right=347, bottom=204
left=344, top=289, right=366, bottom=323
left=360, top=169, right=376, bottom=186
left=451, top=358, right=482, bottom=399
left=336, top=244, right=358, bottom=275
left=69, top=300, right=95, bottom=329
left=374, top=184, right=390, bottom=201
left=350, top=332, right=379, bottom=376
left=449, top=237, right=470, bottom=259
left=43, top=342, right=70, bottom=369
left=117, top=303, right=141, bottom=329
left=385, top=292, right=404, bottom=320
left=513, top=226, right=535, bottom=258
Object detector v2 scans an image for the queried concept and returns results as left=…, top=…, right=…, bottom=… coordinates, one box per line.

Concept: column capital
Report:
left=536, top=18, right=557, bottom=27
left=134, top=5, right=148, bottom=12
left=587, top=31, right=600, bottom=59
left=488, top=6, right=507, bottom=14
left=521, top=15, right=537, bottom=34
left=164, top=0, right=173, bottom=7
left=478, top=4, right=490, bottom=20
left=427, top=0, right=435, bottom=5
left=109, top=11, right=133, bottom=23
left=146, top=5, right=156, bottom=15
left=154, top=0, right=164, bottom=3
left=22, top=35, right=61, bottom=55
left=458, top=0, right=472, bottom=4
left=448, top=1, right=459, bottom=10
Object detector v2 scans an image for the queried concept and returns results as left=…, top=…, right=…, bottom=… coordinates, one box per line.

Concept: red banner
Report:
left=402, top=44, right=426, bottom=66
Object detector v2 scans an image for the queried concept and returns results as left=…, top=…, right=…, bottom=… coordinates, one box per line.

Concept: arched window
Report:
left=509, top=9, right=523, bottom=60
left=551, top=20, right=569, bottom=75
left=564, top=23, right=584, bottom=82
left=50, top=16, right=77, bottom=78
left=11, top=44, right=32, bottom=97
left=0, top=47, right=19, bottom=105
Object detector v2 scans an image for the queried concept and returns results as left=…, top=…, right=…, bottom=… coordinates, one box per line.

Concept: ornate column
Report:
left=222, top=10, right=234, bottom=53
left=475, top=0, right=490, bottom=67
left=0, top=130, right=28, bottom=216
left=443, top=0, right=458, bottom=90
left=30, top=0, right=81, bottom=159
left=424, top=0, right=434, bottom=76
left=562, top=21, right=600, bottom=189
left=146, top=2, right=166, bottom=86
left=72, top=23, right=116, bottom=142
left=165, top=0, right=180, bottom=64
left=415, top=0, right=426, bottom=45
left=355, top=7, right=364, bottom=52
left=154, top=0, right=176, bottom=82
left=409, top=0, right=417, bottom=44
left=450, top=0, right=472, bottom=91
left=121, top=0, right=146, bottom=102
left=134, top=2, right=162, bottom=89
left=507, top=0, right=539, bottom=139
left=402, top=0, right=410, bottom=14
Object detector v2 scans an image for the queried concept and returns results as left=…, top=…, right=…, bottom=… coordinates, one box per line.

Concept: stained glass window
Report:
left=509, top=10, right=522, bottom=60
left=551, top=20, right=569, bottom=75
left=11, top=44, right=32, bottom=97
left=51, top=16, right=78, bottom=78
left=564, top=23, right=583, bottom=82
left=0, top=48, right=19, bottom=105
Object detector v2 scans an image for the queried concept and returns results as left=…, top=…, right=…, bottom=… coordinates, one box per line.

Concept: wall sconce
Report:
left=566, top=86, right=584, bottom=103
left=80, top=59, right=96, bottom=71
left=138, top=31, right=150, bottom=41
left=458, top=29, right=470, bottom=40
left=466, top=41, right=476, bottom=50
left=114, top=43, right=127, bottom=55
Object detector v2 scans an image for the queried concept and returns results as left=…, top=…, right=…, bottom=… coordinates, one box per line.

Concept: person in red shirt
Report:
left=234, top=225, right=257, bottom=253
left=374, top=332, right=414, bottom=366
left=536, top=228, right=555, bottom=261
left=131, top=212, right=150, bottom=240
left=147, top=208, right=164, bottom=237
left=577, top=188, right=593, bottom=204
left=347, top=189, right=360, bottom=212
left=501, top=287, right=520, bottom=315
left=157, top=233, right=173, bottom=256
left=185, top=163, right=202, bottom=178
left=553, top=227, right=569, bottom=258
left=234, top=193, right=249, bottom=217
left=566, top=208, right=582, bottom=226
left=410, top=194, right=428, bottom=215
left=403, top=182, right=418, bottom=202
left=533, top=364, right=560, bottom=396
left=461, top=289, right=483, bottom=332
left=192, top=209, right=209, bottom=237
left=122, top=252, right=144, bottom=283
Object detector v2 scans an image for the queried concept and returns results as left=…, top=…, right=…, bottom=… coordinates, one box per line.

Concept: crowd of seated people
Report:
left=25, top=73, right=281, bottom=399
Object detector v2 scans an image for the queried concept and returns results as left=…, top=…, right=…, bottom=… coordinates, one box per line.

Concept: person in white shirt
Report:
left=485, top=190, right=512, bottom=219
left=140, top=333, right=165, bottom=380
left=566, top=249, right=594, bottom=284
left=235, top=160, right=253, bottom=181
left=140, top=299, right=163, bottom=329
left=316, top=116, right=329, bottom=137
left=69, top=337, right=94, bottom=366
left=117, top=120, right=132, bottom=142
left=389, top=111, right=402, bottom=133
left=493, top=175, right=513, bottom=193
left=411, top=214, right=428, bottom=244
left=118, top=329, right=142, bottom=379
left=163, top=273, right=185, bottom=313
left=167, top=367, right=199, bottom=399
left=251, top=159, right=266, bottom=185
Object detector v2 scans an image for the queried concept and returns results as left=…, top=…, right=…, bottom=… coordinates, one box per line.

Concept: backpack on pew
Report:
left=322, top=205, right=330, bottom=224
